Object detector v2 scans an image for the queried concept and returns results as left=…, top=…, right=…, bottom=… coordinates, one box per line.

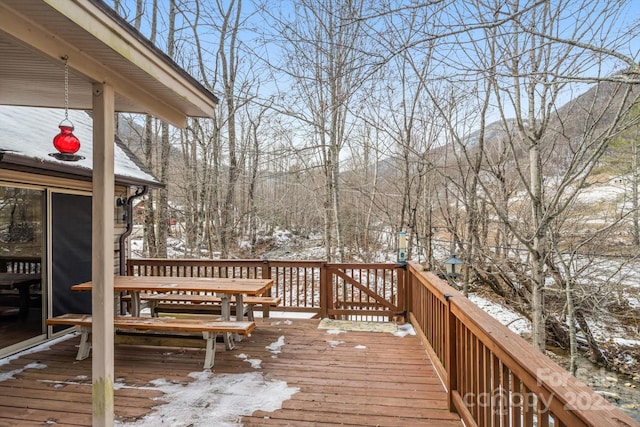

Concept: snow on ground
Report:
left=0, top=333, right=75, bottom=368
left=0, top=325, right=298, bottom=427
left=0, top=362, right=47, bottom=382
left=394, top=323, right=417, bottom=337
left=615, top=338, right=640, bottom=347
left=115, top=371, right=299, bottom=427
left=588, top=315, right=640, bottom=371
left=468, top=292, right=640, bottom=379
left=467, top=293, right=532, bottom=336
left=266, top=336, right=285, bottom=354
left=129, top=238, right=143, bottom=256
left=236, top=353, right=262, bottom=369
left=576, top=182, right=626, bottom=203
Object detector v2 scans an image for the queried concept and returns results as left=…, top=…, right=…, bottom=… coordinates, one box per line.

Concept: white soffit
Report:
left=0, top=0, right=218, bottom=128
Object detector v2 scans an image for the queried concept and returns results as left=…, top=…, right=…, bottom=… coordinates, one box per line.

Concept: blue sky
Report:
left=106, top=0, right=640, bottom=130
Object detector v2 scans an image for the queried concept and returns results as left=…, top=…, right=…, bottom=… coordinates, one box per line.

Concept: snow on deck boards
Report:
left=0, top=318, right=462, bottom=426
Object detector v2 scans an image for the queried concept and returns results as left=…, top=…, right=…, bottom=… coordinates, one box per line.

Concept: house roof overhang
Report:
left=0, top=151, right=164, bottom=189
left=0, top=0, right=218, bottom=127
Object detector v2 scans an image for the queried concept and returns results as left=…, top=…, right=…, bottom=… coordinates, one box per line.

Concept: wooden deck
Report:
left=0, top=318, right=462, bottom=426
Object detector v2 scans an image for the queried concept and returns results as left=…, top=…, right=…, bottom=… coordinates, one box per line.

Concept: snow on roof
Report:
left=0, top=106, right=159, bottom=185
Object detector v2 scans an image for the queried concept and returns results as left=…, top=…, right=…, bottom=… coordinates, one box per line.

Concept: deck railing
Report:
left=127, top=258, right=403, bottom=320
left=126, top=258, right=637, bottom=427
left=406, top=262, right=637, bottom=427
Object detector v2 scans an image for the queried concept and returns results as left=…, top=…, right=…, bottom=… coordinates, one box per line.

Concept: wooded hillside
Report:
left=109, top=0, right=640, bottom=370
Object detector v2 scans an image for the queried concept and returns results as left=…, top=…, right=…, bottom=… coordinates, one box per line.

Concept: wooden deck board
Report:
left=0, top=318, right=462, bottom=426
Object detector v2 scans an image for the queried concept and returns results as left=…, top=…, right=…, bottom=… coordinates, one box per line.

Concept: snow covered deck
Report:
left=0, top=318, right=461, bottom=426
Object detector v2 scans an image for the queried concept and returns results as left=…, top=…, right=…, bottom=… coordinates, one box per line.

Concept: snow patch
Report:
left=0, top=362, right=47, bottom=382
left=468, top=294, right=532, bottom=335
left=115, top=371, right=299, bottom=427
left=627, top=297, right=640, bottom=309
left=236, top=354, right=262, bottom=369
left=393, top=323, right=417, bottom=337
left=0, top=333, right=75, bottom=367
left=266, top=336, right=285, bottom=354
left=614, top=338, right=640, bottom=347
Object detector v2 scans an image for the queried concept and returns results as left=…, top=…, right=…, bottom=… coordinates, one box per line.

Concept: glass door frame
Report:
left=0, top=182, right=47, bottom=357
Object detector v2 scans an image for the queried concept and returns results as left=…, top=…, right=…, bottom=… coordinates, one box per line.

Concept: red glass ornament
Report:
left=53, top=125, right=80, bottom=154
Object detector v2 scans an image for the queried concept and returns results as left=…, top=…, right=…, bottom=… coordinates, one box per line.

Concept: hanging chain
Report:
left=63, top=55, right=69, bottom=121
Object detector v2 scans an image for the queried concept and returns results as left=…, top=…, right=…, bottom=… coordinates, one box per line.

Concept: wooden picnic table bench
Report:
left=46, top=314, right=255, bottom=369
left=140, top=293, right=282, bottom=320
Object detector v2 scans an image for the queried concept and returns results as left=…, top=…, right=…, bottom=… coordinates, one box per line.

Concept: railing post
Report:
left=262, top=260, right=272, bottom=280
left=262, top=260, right=272, bottom=318
left=446, top=295, right=458, bottom=413
left=320, top=264, right=328, bottom=318
left=401, top=263, right=409, bottom=315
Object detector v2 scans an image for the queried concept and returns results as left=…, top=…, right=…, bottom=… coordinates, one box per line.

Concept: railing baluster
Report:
left=523, top=384, right=534, bottom=427
left=501, top=363, right=510, bottom=427
left=512, top=375, right=522, bottom=427
left=492, top=353, right=501, bottom=426
left=538, top=398, right=550, bottom=427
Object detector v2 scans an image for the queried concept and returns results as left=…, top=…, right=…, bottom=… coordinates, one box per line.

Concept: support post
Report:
left=92, top=82, right=115, bottom=427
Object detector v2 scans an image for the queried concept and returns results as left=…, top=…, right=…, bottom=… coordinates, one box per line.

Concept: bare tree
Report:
left=600, top=104, right=640, bottom=246
left=155, top=0, right=177, bottom=258
left=214, top=0, right=243, bottom=258
left=131, top=0, right=160, bottom=257
left=435, top=0, right=640, bottom=352
left=265, top=0, right=380, bottom=261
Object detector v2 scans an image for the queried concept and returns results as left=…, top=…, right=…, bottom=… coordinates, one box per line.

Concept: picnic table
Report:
left=72, top=275, right=274, bottom=320
left=48, top=275, right=274, bottom=368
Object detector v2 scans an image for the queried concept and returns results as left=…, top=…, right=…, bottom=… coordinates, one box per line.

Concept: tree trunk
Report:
left=530, top=143, right=547, bottom=352
left=217, top=0, right=242, bottom=258
left=137, top=0, right=157, bottom=257
left=331, top=143, right=344, bottom=262
left=143, top=116, right=156, bottom=257
left=576, top=309, right=611, bottom=369
left=632, top=141, right=640, bottom=246
left=566, top=279, right=578, bottom=375
left=157, top=122, right=170, bottom=258
left=156, top=0, right=175, bottom=258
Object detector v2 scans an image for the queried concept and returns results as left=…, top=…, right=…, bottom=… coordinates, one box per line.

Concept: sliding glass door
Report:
left=0, top=186, right=44, bottom=352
